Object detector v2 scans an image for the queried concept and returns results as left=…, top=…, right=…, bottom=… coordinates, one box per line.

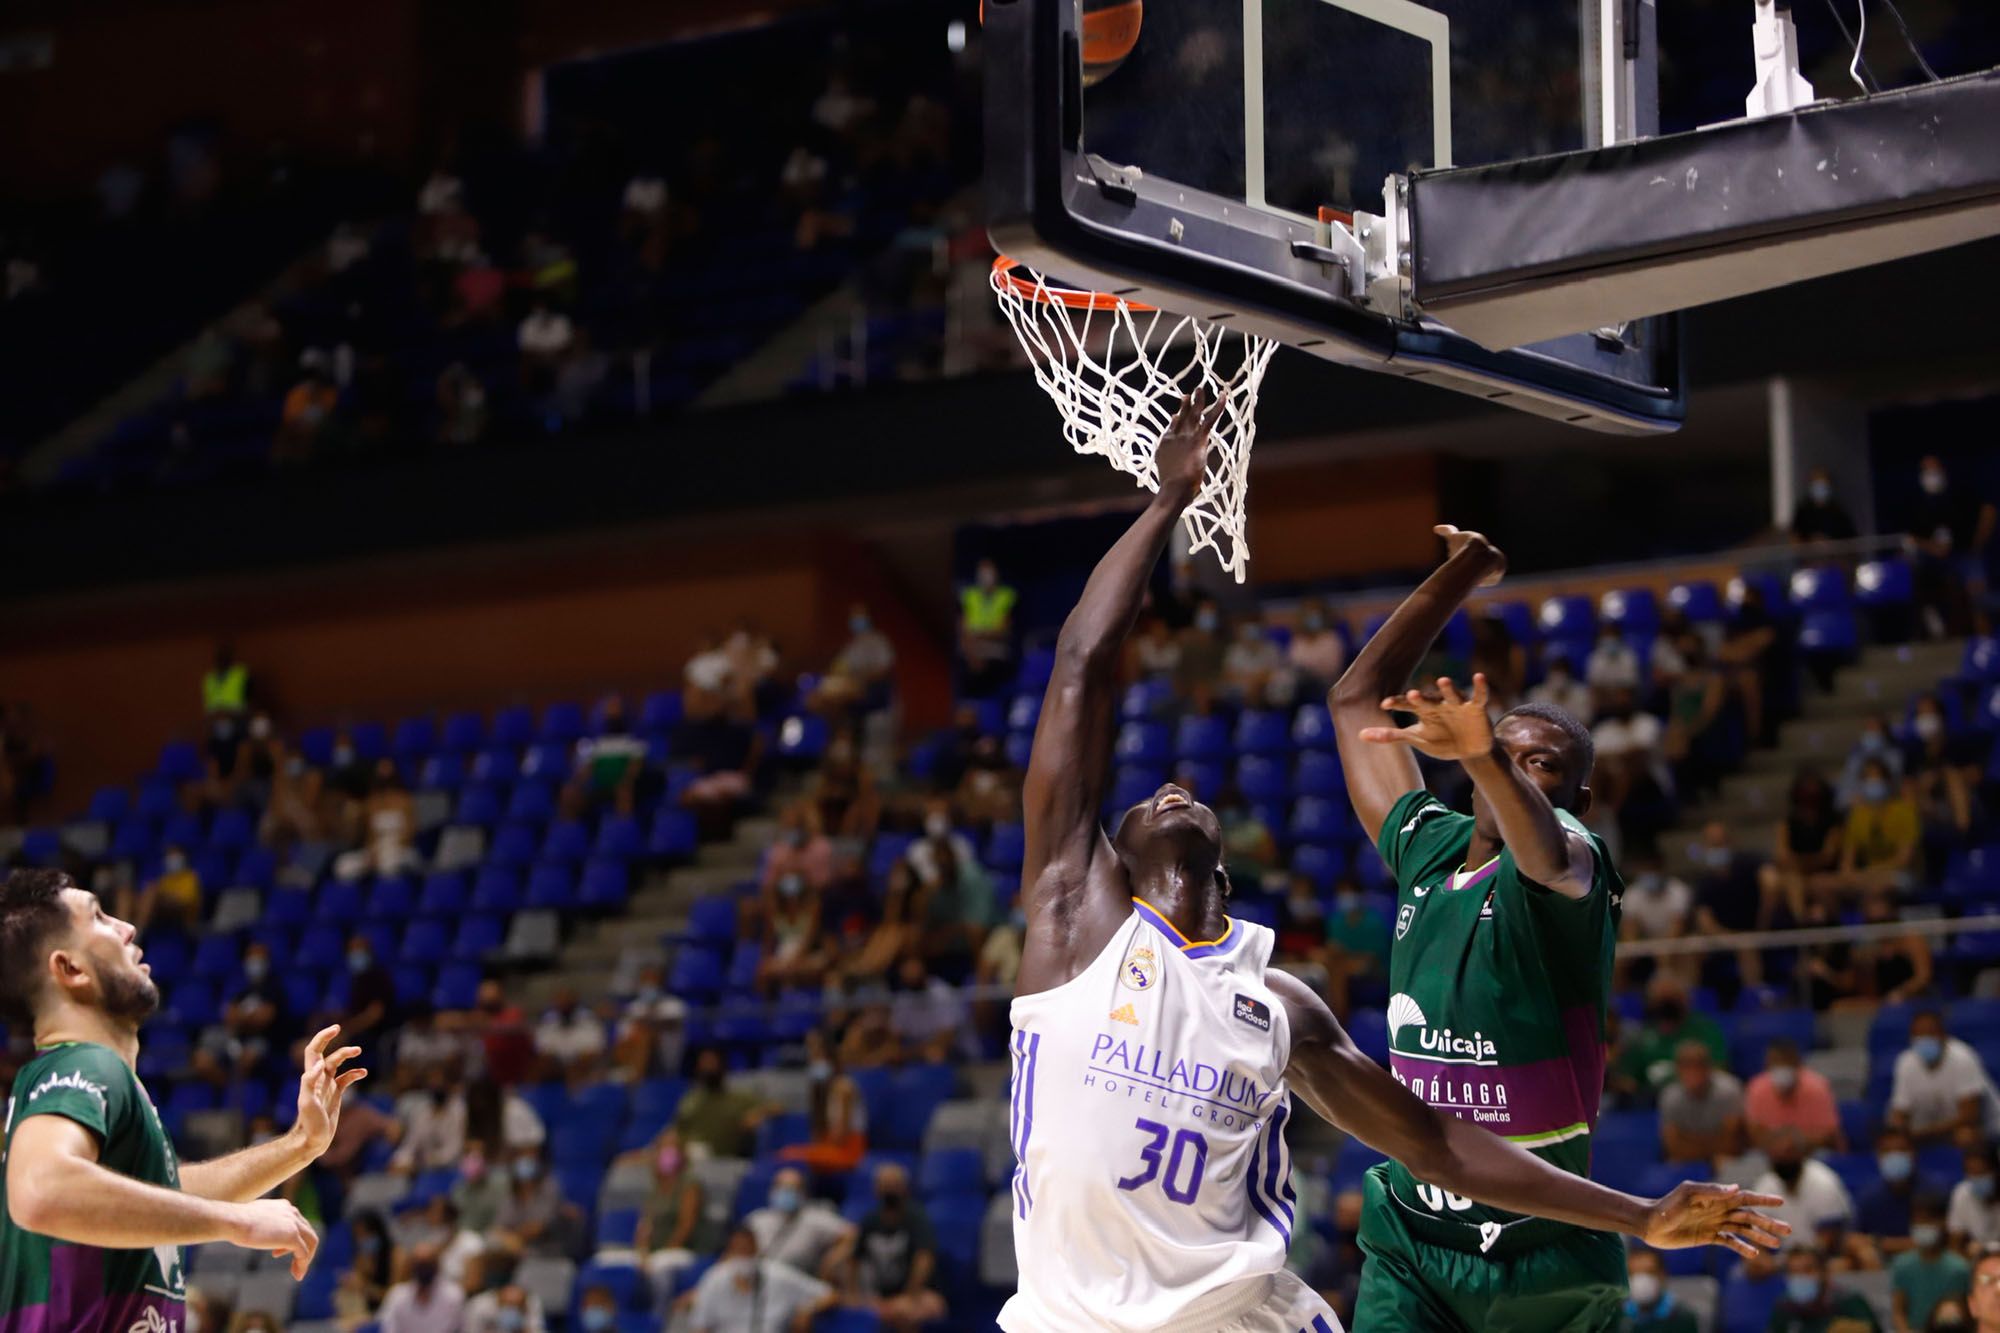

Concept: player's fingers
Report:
left=1716, top=1232, right=1756, bottom=1259
left=1436, top=677, right=1463, bottom=706
left=323, top=1045, right=362, bottom=1073
left=1728, top=1209, right=1791, bottom=1237
left=1733, top=1191, right=1786, bottom=1210
left=1197, top=395, right=1228, bottom=435
left=1357, top=727, right=1420, bottom=746
left=1433, top=524, right=1458, bottom=538
left=1470, top=673, right=1490, bottom=708
left=337, top=1068, right=369, bottom=1090
left=305, top=1024, right=339, bottom=1061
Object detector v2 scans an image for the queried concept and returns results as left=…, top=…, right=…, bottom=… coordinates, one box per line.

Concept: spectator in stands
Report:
left=839, top=1001, right=901, bottom=1069
left=1907, top=693, right=1981, bottom=839
left=1585, top=622, right=1643, bottom=697
left=1612, top=975, right=1729, bottom=1104
left=1311, top=878, right=1388, bottom=1019
left=1890, top=1012, right=2000, bottom=1148
left=779, top=1029, right=868, bottom=1175
left=273, top=350, right=340, bottom=464
left=194, top=938, right=282, bottom=1083
left=1288, top=601, right=1347, bottom=695
left=517, top=300, right=575, bottom=394
left=953, top=734, right=1020, bottom=831
left=260, top=744, right=323, bottom=848
left=336, top=756, right=419, bottom=880
left=571, top=1284, right=619, bottom=1332
left=613, top=964, right=689, bottom=1081
left=1662, top=634, right=1728, bottom=796
left=391, top=1069, right=467, bottom=1175
left=636, top=1129, right=715, bottom=1307
left=395, top=1004, right=466, bottom=1087
left=339, top=931, right=400, bottom=1051
left=674, top=1046, right=767, bottom=1158
left=123, top=842, right=202, bottom=934
left=1969, top=1248, right=2000, bottom=1331
left=975, top=901, right=1025, bottom=1025
left=1831, top=757, right=1923, bottom=896
left=450, top=981, right=534, bottom=1087
left=684, top=632, right=743, bottom=721
left=812, top=607, right=897, bottom=717
left=1770, top=1247, right=1881, bottom=1331
left=1691, top=820, right=1773, bottom=988
left=1468, top=611, right=1525, bottom=711
left=533, top=985, right=606, bottom=1081
left=1175, top=598, right=1227, bottom=708
left=764, top=800, right=835, bottom=893
left=1842, top=715, right=1908, bottom=805
left=845, top=1161, right=947, bottom=1330
left=1526, top=654, right=1594, bottom=724
left=757, top=868, right=828, bottom=996
left=1908, top=455, right=1996, bottom=637
left=1852, top=893, right=1935, bottom=1006
left=1793, top=467, right=1860, bottom=545
left=223, top=711, right=280, bottom=811
left=1592, top=685, right=1676, bottom=856
left=1131, top=615, right=1182, bottom=683
left=1755, top=1130, right=1861, bottom=1261
left=1222, top=616, right=1294, bottom=708
left=1277, top=872, right=1327, bottom=960
left=1624, top=1247, right=1697, bottom=1331
left=489, top=1148, right=579, bottom=1260
left=1746, top=1039, right=1845, bottom=1155
left=1764, top=768, right=1845, bottom=921
left=453, top=1140, right=513, bottom=1235
left=682, top=1224, right=839, bottom=1332
left=201, top=641, right=252, bottom=766
left=463, top=1281, right=544, bottom=1333
left=1897, top=1193, right=1972, bottom=1332
left=436, top=362, right=489, bottom=445
left=1720, top=582, right=1780, bottom=743
left=958, top=558, right=1018, bottom=698
left=747, top=1166, right=856, bottom=1280
left=227, top=1311, right=281, bottom=1333
left=1659, top=1040, right=1747, bottom=1165
left=1619, top=853, right=1694, bottom=971
left=337, top=1210, right=394, bottom=1322
left=376, top=1240, right=465, bottom=1333
left=1933, top=1299, right=1975, bottom=1333
left=1950, top=1147, right=2000, bottom=1254
left=398, top=1195, right=483, bottom=1288
left=890, top=953, right=975, bottom=1062
left=562, top=695, right=645, bottom=819
left=907, top=801, right=994, bottom=965
left=1863, top=1128, right=1948, bottom=1253
left=1217, top=788, right=1282, bottom=894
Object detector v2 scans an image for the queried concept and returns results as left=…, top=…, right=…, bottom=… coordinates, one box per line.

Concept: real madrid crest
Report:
left=1121, top=942, right=1158, bottom=991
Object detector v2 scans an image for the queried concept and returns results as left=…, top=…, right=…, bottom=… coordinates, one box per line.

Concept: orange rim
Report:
left=992, top=254, right=1156, bottom=312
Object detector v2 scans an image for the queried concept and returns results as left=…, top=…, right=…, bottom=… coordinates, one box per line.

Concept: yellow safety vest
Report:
left=203, top=663, right=249, bottom=713
left=961, top=585, right=1017, bottom=633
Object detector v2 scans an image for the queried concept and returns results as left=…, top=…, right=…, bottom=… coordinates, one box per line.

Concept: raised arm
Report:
left=1020, top=389, right=1222, bottom=893
left=1266, top=971, right=1788, bottom=1255
left=1330, top=526, right=1506, bottom=839
left=182, top=1025, right=367, bottom=1204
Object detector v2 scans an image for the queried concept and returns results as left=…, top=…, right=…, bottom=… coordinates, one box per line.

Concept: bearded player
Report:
left=1001, top=394, right=1787, bottom=1333
left=0, top=869, right=365, bottom=1329
left=1331, top=524, right=1649, bottom=1330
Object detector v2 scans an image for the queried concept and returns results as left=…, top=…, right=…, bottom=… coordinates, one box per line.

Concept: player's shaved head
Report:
left=1494, top=702, right=1594, bottom=809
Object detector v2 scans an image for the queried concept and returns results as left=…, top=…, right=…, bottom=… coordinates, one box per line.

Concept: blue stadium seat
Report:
left=1291, top=843, right=1346, bottom=890
left=1666, top=580, right=1724, bottom=624
left=191, top=932, right=242, bottom=982
left=1855, top=557, right=1914, bottom=607
left=488, top=822, right=540, bottom=870
left=418, top=753, right=465, bottom=792
left=441, top=711, right=486, bottom=754
left=167, top=980, right=219, bottom=1028
left=733, top=1160, right=783, bottom=1220
left=1115, top=721, right=1172, bottom=768
left=686, top=896, right=739, bottom=949
left=885, top=1065, right=958, bottom=1150
left=417, top=872, right=468, bottom=917
left=1727, top=571, right=1790, bottom=620
left=110, top=818, right=157, bottom=863
left=1593, top=1109, right=1660, bottom=1161
left=580, top=860, right=629, bottom=909
left=470, top=867, right=523, bottom=914
left=1004, top=731, right=1035, bottom=769
left=1488, top=601, right=1539, bottom=649
left=1234, top=710, right=1291, bottom=757
left=454, top=784, right=503, bottom=827
left=1731, top=1008, right=1816, bottom=1077
left=507, top=782, right=557, bottom=824
left=364, top=876, right=416, bottom=921
left=552, top=1118, right=615, bottom=1170
left=161, top=810, right=204, bottom=851
left=776, top=714, right=829, bottom=762
left=541, top=819, right=591, bottom=866
left=540, top=701, right=587, bottom=747
left=1958, top=635, right=2000, bottom=684
left=648, top=808, right=699, bottom=861
left=1172, top=760, right=1225, bottom=802
left=1291, top=703, right=1337, bottom=752
left=401, top=920, right=450, bottom=966
left=1293, top=750, right=1343, bottom=800
left=521, top=742, right=572, bottom=782
left=1017, top=646, right=1057, bottom=693
left=629, top=1079, right=688, bottom=1140
left=232, top=846, right=277, bottom=892
left=261, top=888, right=313, bottom=932
left=1538, top=595, right=1596, bottom=643
left=1109, top=766, right=1165, bottom=811
left=392, top=716, right=437, bottom=763
left=1943, top=845, right=2000, bottom=907
left=471, top=746, right=520, bottom=785
left=1175, top=715, right=1232, bottom=764
left=87, top=785, right=131, bottom=823
left=595, top=815, right=643, bottom=863
left=17, top=828, right=59, bottom=866
left=314, top=880, right=364, bottom=927
left=919, top=1147, right=988, bottom=1197
left=668, top=948, right=724, bottom=1002
left=526, top=864, right=578, bottom=910
left=492, top=705, right=536, bottom=750
left=1788, top=566, right=1852, bottom=612
left=986, top=822, right=1026, bottom=872
left=448, top=914, right=504, bottom=964
left=207, top=807, right=255, bottom=853
left=849, top=1072, right=898, bottom=1142
left=393, top=963, right=435, bottom=1008
left=1235, top=755, right=1291, bottom=805
left=433, top=963, right=482, bottom=1010
left=1719, top=1268, right=1782, bottom=1333
left=1120, top=676, right=1176, bottom=721
left=574, top=1259, right=644, bottom=1312
left=815, top=1310, right=884, bottom=1333
left=1600, top=588, right=1659, bottom=635
left=755, top=1112, right=812, bottom=1156
left=925, top=1192, right=986, bottom=1295
left=158, top=741, right=205, bottom=785
left=1798, top=610, right=1859, bottom=656
left=638, top=691, right=684, bottom=734
left=1289, top=797, right=1352, bottom=848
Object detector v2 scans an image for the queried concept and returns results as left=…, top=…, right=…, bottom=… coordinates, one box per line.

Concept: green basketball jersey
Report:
left=1374, top=789, right=1623, bottom=1252
left=0, top=1041, right=187, bottom=1330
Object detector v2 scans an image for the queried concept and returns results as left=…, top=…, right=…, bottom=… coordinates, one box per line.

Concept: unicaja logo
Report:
left=1387, top=994, right=1426, bottom=1044
left=1418, top=1028, right=1498, bottom=1061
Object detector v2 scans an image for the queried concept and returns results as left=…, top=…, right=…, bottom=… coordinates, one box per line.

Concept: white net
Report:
left=990, top=257, right=1278, bottom=583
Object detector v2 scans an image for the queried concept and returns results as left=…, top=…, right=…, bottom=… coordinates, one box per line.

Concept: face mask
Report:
left=1808, top=479, right=1833, bottom=504
left=243, top=957, right=267, bottom=982
left=807, top=1060, right=832, bottom=1083
left=1633, top=873, right=1664, bottom=895
left=513, top=1157, right=539, bottom=1182
left=285, top=755, right=306, bottom=777
left=1974, top=1175, right=1997, bottom=1202
left=1861, top=778, right=1890, bottom=804
left=333, top=744, right=355, bottom=767
left=412, top=1260, right=439, bottom=1286
left=1878, top=1150, right=1912, bottom=1182
left=359, top=1235, right=382, bottom=1255
left=163, top=852, right=188, bottom=874
left=878, top=1189, right=905, bottom=1211
left=250, top=716, right=272, bottom=740
left=462, top=1152, right=485, bottom=1181
left=777, top=874, right=805, bottom=901
left=579, top=1309, right=614, bottom=1332
left=1773, top=1160, right=1804, bottom=1187
left=1915, top=712, right=1944, bottom=741
left=1195, top=611, right=1219, bottom=633
left=1335, top=891, right=1364, bottom=915
left=1703, top=846, right=1732, bottom=871
left=1628, top=1273, right=1662, bottom=1307
left=1649, top=1001, right=1686, bottom=1026
left=1913, top=1035, right=1944, bottom=1064
left=1911, top=1223, right=1943, bottom=1249
left=1302, top=614, right=1324, bottom=631
left=1933, top=1320, right=1972, bottom=1333
left=771, top=1185, right=802, bottom=1213
left=1922, top=469, right=1947, bottom=495
left=655, top=1143, right=683, bottom=1176
left=496, top=1311, right=526, bottom=1333
left=924, top=812, right=951, bottom=839
left=347, top=948, right=371, bottom=974
left=1785, top=1275, right=1821, bottom=1306
left=850, top=615, right=871, bottom=634
left=1859, top=731, right=1886, bottom=753
left=1769, top=1065, right=1798, bottom=1093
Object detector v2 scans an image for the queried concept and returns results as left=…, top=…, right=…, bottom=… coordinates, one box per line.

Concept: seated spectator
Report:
left=1842, top=715, right=1908, bottom=807
left=1320, top=879, right=1391, bottom=1019
left=1746, top=1040, right=1845, bottom=1155
left=1624, top=1247, right=1698, bottom=1331
left=394, top=1004, right=467, bottom=1085
left=336, top=932, right=401, bottom=1054
left=122, top=843, right=202, bottom=935
left=1860, top=1127, right=1949, bottom=1253
left=889, top=954, right=975, bottom=1063
left=336, top=757, right=419, bottom=880
left=376, top=1241, right=465, bottom=1333
left=778, top=1030, right=868, bottom=1176
left=683, top=632, right=746, bottom=722
left=463, top=1076, right=546, bottom=1157
left=613, top=964, right=689, bottom=1081
left=958, top=558, right=1018, bottom=698
left=1277, top=873, right=1326, bottom=960
left=1929, top=1298, right=1974, bottom=1333
left=674, top=1046, right=767, bottom=1159
left=1215, top=787, right=1281, bottom=892
left=1659, top=1040, right=1747, bottom=1165
left=952, top=735, right=1020, bottom=831
left=516, top=301, right=575, bottom=391
left=1802, top=901, right=1867, bottom=1012
left=839, top=1001, right=902, bottom=1070
left=440, top=981, right=534, bottom=1087
left=463, top=1281, right=545, bottom=1333
left=1949, top=1146, right=2000, bottom=1251
left=764, top=800, right=836, bottom=893
left=1222, top=617, right=1294, bottom=708
left=1896, top=1193, right=1970, bottom=1332
left=906, top=802, right=993, bottom=964
left=974, top=902, right=1025, bottom=1023
left=436, top=361, right=489, bottom=445
left=1763, top=768, right=1845, bottom=919
left=227, top=1310, right=282, bottom=1333
left=452, top=1140, right=514, bottom=1236
left=839, top=860, right=924, bottom=991
left=1468, top=611, right=1525, bottom=710
left=1792, top=466, right=1859, bottom=545
left=745, top=1167, right=855, bottom=1280
left=724, top=620, right=783, bottom=714
left=193, top=939, right=282, bottom=1082
left=260, top=745, right=323, bottom=848
left=273, top=352, right=341, bottom=464
left=681, top=1224, right=839, bottom=1333
left=336, top=1210, right=395, bottom=1322
left=1769, top=1247, right=1882, bottom=1332
left=1908, top=454, right=1995, bottom=638
left=758, top=870, right=828, bottom=995
left=1907, top=693, right=1981, bottom=839
left=1889, top=1011, right=2000, bottom=1145
left=532, top=986, right=606, bottom=1080
left=395, top=1195, right=484, bottom=1288
left=1288, top=601, right=1347, bottom=694
left=1591, top=686, right=1675, bottom=855
left=488, top=1149, right=580, bottom=1260
left=1691, top=820, right=1775, bottom=988
left=1754, top=1132, right=1861, bottom=1262
left=1174, top=599, right=1227, bottom=708
left=635, top=1129, right=716, bottom=1307
left=1832, top=759, right=1922, bottom=896
left=561, top=695, right=645, bottom=818
left=1851, top=893, right=1934, bottom=1007
left=1661, top=634, right=1728, bottom=794
left=572, top=1284, right=620, bottom=1333
left=1130, top=615, right=1182, bottom=682
left=392, top=1069, right=468, bottom=1176
left=811, top=606, right=897, bottom=717
left=315, top=1082, right=399, bottom=1185
left=1719, top=582, right=1781, bottom=741
left=807, top=731, right=879, bottom=840
left=679, top=704, right=764, bottom=826
left=1612, top=975, right=1729, bottom=1104
left=1526, top=654, right=1595, bottom=724
left=1585, top=623, right=1643, bottom=696
left=1619, top=853, right=1694, bottom=954
left=846, top=1162, right=948, bottom=1330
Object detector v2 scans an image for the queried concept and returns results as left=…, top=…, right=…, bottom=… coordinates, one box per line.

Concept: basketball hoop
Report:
left=990, top=255, right=1277, bottom=583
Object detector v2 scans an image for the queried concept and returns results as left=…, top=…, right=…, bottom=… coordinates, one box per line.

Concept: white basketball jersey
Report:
left=1000, top=899, right=1300, bottom=1333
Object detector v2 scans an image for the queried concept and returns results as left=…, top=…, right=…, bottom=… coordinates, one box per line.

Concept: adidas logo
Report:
left=1108, top=1004, right=1138, bottom=1025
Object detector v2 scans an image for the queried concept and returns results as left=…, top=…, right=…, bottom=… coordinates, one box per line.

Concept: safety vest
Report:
left=203, top=663, right=249, bottom=713
left=961, top=584, right=1017, bottom=633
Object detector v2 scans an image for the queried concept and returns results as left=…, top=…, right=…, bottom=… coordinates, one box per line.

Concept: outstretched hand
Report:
left=1155, top=386, right=1225, bottom=505
left=1641, top=1182, right=1792, bottom=1258
left=291, top=1025, right=368, bottom=1160
left=1359, top=674, right=1496, bottom=761
left=1435, top=524, right=1507, bottom=587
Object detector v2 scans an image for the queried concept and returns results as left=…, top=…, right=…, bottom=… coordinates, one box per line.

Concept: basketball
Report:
left=1080, top=0, right=1143, bottom=85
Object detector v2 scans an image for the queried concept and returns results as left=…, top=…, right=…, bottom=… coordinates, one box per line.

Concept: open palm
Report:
left=292, top=1025, right=368, bottom=1158
left=1643, top=1182, right=1791, bottom=1257
left=1359, top=675, right=1495, bottom=761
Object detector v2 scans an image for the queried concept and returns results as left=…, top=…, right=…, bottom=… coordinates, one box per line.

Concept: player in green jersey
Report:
left=0, top=868, right=365, bottom=1330
left=1332, top=525, right=1688, bottom=1331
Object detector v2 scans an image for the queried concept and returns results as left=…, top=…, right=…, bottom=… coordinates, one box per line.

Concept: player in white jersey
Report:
left=1002, top=389, right=1791, bottom=1333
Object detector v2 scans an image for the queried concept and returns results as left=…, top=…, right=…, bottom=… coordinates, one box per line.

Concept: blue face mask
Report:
left=579, top=1310, right=614, bottom=1333
left=1785, top=1275, right=1821, bottom=1306
left=243, top=957, right=268, bottom=982
left=1878, top=1151, right=1913, bottom=1183
left=1912, top=1035, right=1944, bottom=1065
left=513, top=1157, right=539, bottom=1182
left=1974, top=1176, right=1997, bottom=1202
left=771, top=1185, right=803, bottom=1213
left=1861, top=778, right=1890, bottom=804
left=347, top=948, right=371, bottom=974
left=850, top=615, right=871, bottom=634
left=495, top=1311, right=526, bottom=1333
left=1195, top=611, right=1219, bottom=633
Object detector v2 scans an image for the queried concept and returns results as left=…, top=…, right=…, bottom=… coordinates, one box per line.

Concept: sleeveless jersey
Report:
left=1000, top=901, right=1301, bottom=1332
left=1374, top=790, right=1622, bottom=1253
left=0, top=1041, right=188, bottom=1331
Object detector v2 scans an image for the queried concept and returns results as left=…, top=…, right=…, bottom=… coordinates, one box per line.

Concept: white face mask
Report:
left=925, top=813, right=951, bottom=839
left=1921, top=468, right=1947, bottom=495
left=1628, top=1272, right=1662, bottom=1307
